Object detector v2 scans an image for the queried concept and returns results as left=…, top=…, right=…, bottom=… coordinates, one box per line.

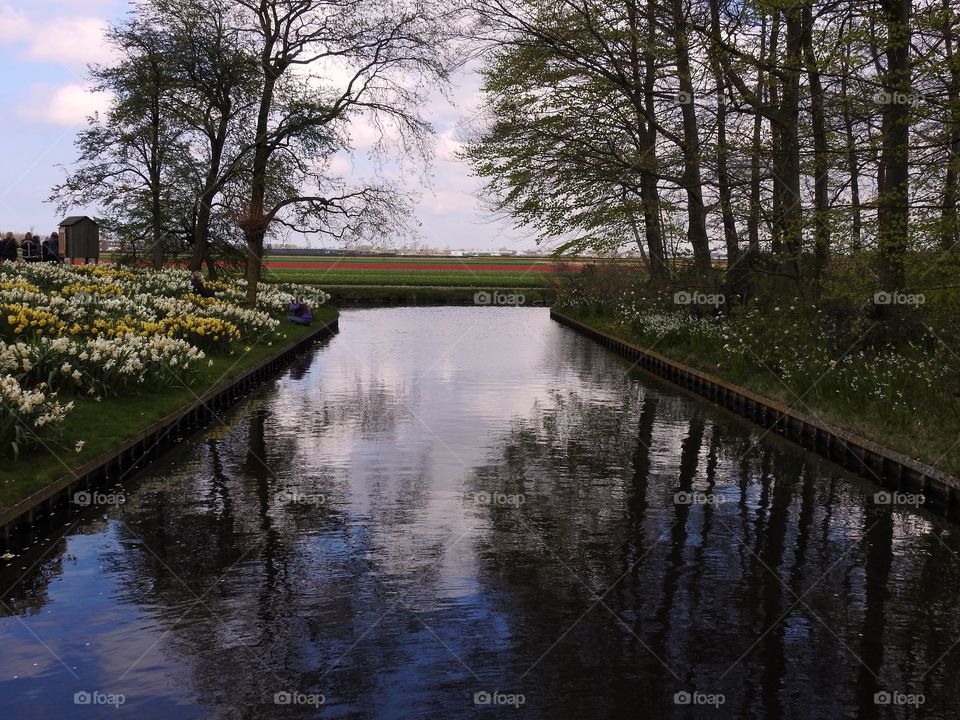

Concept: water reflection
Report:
left=1, top=307, right=959, bottom=719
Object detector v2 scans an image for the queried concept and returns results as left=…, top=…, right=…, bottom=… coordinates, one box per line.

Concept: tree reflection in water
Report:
left=464, top=382, right=960, bottom=718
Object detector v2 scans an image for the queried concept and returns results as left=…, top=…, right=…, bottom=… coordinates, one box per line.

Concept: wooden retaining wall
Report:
left=0, top=318, right=339, bottom=540
left=551, top=309, right=960, bottom=510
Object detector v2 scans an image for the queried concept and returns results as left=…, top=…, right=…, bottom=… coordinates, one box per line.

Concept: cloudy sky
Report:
left=0, top=0, right=532, bottom=252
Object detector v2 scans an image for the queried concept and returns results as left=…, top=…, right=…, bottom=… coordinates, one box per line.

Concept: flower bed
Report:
left=0, top=262, right=330, bottom=459
left=555, top=281, right=960, bottom=476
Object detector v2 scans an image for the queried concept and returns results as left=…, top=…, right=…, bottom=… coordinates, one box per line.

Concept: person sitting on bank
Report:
left=191, top=271, right=215, bottom=298
left=0, top=232, right=18, bottom=262
left=41, top=232, right=61, bottom=262
left=21, top=233, right=40, bottom=262
left=288, top=299, right=313, bottom=326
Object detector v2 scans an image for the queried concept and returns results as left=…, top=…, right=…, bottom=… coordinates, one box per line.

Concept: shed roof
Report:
left=58, top=216, right=98, bottom=227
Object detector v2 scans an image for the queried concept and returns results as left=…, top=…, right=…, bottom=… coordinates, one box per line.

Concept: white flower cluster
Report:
left=0, top=261, right=330, bottom=458
left=0, top=374, right=73, bottom=458
left=0, top=335, right=206, bottom=398
left=248, top=281, right=331, bottom=315
left=204, top=302, right=278, bottom=339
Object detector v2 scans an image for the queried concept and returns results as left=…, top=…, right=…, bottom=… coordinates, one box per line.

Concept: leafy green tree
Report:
left=53, top=18, right=186, bottom=267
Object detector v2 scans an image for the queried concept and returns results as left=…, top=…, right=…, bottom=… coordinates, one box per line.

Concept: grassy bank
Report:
left=0, top=307, right=336, bottom=512
left=555, top=259, right=960, bottom=477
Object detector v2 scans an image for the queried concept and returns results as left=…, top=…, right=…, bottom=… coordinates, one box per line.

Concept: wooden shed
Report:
left=57, top=216, right=100, bottom=262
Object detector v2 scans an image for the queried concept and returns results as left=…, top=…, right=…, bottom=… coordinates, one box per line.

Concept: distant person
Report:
left=41, top=232, right=61, bottom=262
left=191, top=271, right=215, bottom=298
left=0, top=232, right=17, bottom=262
left=287, top=299, right=312, bottom=326
left=20, top=233, right=40, bottom=262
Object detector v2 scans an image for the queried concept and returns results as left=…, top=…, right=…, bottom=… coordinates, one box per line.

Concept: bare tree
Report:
left=233, top=0, right=453, bottom=305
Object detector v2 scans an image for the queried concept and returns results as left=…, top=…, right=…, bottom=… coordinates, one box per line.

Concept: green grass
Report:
left=562, top=307, right=960, bottom=478
left=257, top=253, right=570, bottom=288
left=0, top=306, right=338, bottom=512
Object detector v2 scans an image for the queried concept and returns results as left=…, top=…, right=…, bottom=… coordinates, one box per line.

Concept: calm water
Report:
left=1, top=307, right=959, bottom=719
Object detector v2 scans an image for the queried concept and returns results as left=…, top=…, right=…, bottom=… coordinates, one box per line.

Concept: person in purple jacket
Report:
left=288, top=298, right=313, bottom=326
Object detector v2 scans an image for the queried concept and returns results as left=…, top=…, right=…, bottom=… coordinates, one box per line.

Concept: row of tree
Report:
left=54, top=0, right=453, bottom=303
left=464, top=0, right=959, bottom=292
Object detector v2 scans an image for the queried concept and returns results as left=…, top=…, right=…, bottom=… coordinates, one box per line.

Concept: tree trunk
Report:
left=244, top=71, right=277, bottom=307
left=671, top=0, right=712, bottom=277
left=840, top=12, right=863, bottom=252
left=244, top=228, right=264, bottom=307
left=768, top=13, right=782, bottom=256
left=802, top=3, right=830, bottom=281
left=205, top=253, right=219, bottom=280
left=775, top=6, right=803, bottom=283
left=149, top=62, right=164, bottom=271
left=747, top=15, right=768, bottom=261
left=640, top=173, right=667, bottom=278
left=190, top=108, right=231, bottom=273
left=876, top=0, right=912, bottom=290
left=708, top=0, right=739, bottom=273
left=190, top=202, right=212, bottom=272
left=941, top=0, right=960, bottom=251
left=624, top=195, right=651, bottom=270
left=637, top=0, right=668, bottom=280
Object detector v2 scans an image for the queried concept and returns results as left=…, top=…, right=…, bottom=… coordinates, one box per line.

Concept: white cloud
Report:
left=425, top=189, right=477, bottom=215
left=22, top=16, right=116, bottom=67
left=30, top=0, right=120, bottom=8
left=0, top=3, right=30, bottom=41
left=349, top=114, right=383, bottom=150
left=435, top=129, right=463, bottom=162
left=17, top=83, right=110, bottom=126
left=328, top=153, right=354, bottom=176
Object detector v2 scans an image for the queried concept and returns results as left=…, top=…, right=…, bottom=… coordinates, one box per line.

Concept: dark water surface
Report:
left=2, top=307, right=959, bottom=719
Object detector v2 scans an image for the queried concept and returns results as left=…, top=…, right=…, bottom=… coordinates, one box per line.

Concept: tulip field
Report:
left=259, top=254, right=575, bottom=288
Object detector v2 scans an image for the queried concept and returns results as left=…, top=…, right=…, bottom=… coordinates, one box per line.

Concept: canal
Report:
left=1, top=307, right=958, bottom=718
